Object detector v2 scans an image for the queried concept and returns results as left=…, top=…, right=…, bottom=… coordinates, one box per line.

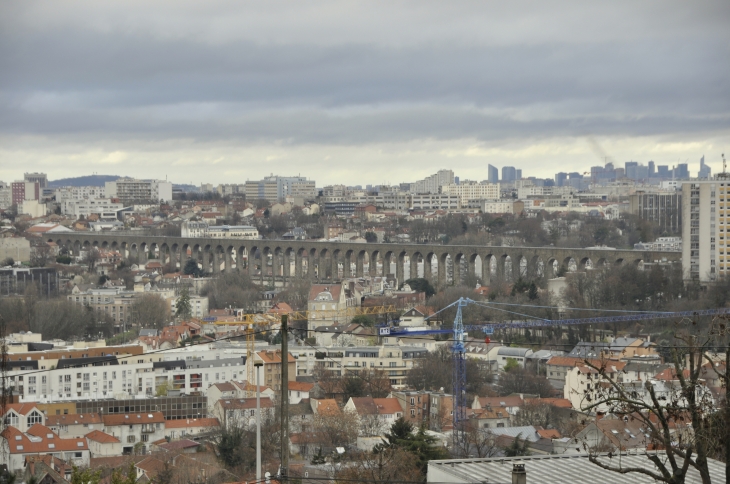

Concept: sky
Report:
left=1, top=1, right=729, bottom=186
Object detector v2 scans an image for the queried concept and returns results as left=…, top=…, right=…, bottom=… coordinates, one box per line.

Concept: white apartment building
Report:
left=180, top=221, right=209, bottom=237
left=208, top=225, right=260, bottom=239
left=170, top=294, right=209, bottom=319
left=682, top=179, right=730, bottom=282
left=517, top=185, right=553, bottom=198
left=244, top=175, right=316, bottom=202
left=410, top=193, right=460, bottom=210
left=634, top=237, right=682, bottom=252
left=292, top=344, right=428, bottom=388
left=62, top=199, right=123, bottom=217
left=105, top=178, right=173, bottom=203
left=180, top=221, right=260, bottom=239
left=411, top=170, right=455, bottom=194
left=55, top=186, right=106, bottom=202
left=479, top=199, right=524, bottom=214
left=441, top=182, right=500, bottom=205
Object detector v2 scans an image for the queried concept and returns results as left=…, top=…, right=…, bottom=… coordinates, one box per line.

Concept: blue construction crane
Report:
left=377, top=297, right=730, bottom=451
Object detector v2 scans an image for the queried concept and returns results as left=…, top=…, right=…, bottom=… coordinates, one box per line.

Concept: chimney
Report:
left=512, top=462, right=526, bottom=484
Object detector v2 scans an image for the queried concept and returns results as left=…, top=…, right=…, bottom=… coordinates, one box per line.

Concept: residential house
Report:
left=288, top=381, right=315, bottom=404
left=344, top=397, right=403, bottom=436
left=213, top=397, right=275, bottom=428
left=85, top=430, right=122, bottom=457
left=101, top=412, right=166, bottom=455
left=163, top=417, right=220, bottom=440
left=46, top=413, right=104, bottom=438
left=307, top=282, right=362, bottom=330
left=0, top=424, right=90, bottom=473
left=563, top=360, right=628, bottom=411
left=253, top=350, right=297, bottom=392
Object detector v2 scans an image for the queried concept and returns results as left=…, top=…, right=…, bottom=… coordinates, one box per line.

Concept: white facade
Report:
left=634, top=236, right=682, bottom=251
left=441, top=182, right=500, bottom=203
left=410, top=193, right=460, bottom=210
left=412, top=170, right=455, bottom=194
left=18, top=199, right=46, bottom=218
left=480, top=199, right=522, bottom=214
left=170, top=295, right=209, bottom=319
left=208, top=225, right=260, bottom=239
left=62, top=199, right=123, bottom=217
left=105, top=178, right=173, bottom=203
left=682, top=179, right=727, bottom=282
left=55, top=186, right=106, bottom=202
left=181, top=221, right=259, bottom=239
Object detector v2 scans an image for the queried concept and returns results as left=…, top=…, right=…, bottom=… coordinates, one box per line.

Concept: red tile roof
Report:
left=1, top=425, right=88, bottom=454
left=3, top=403, right=41, bottom=416
left=257, top=350, right=296, bottom=364
left=373, top=398, right=402, bottom=415
left=47, top=413, right=103, bottom=426
left=102, top=412, right=165, bottom=426
left=85, top=430, right=120, bottom=444
left=288, top=381, right=315, bottom=392
left=164, top=418, right=220, bottom=429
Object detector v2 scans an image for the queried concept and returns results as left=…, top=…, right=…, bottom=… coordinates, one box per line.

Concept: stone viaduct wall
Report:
left=53, top=233, right=681, bottom=287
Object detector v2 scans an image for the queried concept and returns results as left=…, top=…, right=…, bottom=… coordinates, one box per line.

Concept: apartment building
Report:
left=478, top=199, right=525, bottom=214
left=55, top=186, right=106, bottom=202
left=5, top=350, right=252, bottom=404
left=180, top=221, right=259, bottom=239
left=67, top=286, right=173, bottom=327
left=682, top=178, right=730, bottom=282
left=11, top=180, right=39, bottom=203
left=61, top=199, right=123, bottom=217
left=411, top=170, right=454, bottom=194
left=244, top=175, right=316, bottom=203
left=293, top=344, right=427, bottom=388
left=629, top=190, right=682, bottom=234
left=105, top=178, right=173, bottom=204
left=441, top=181, right=500, bottom=204
left=307, top=282, right=363, bottom=330
left=24, top=172, right=48, bottom=189
left=410, top=193, right=460, bottom=210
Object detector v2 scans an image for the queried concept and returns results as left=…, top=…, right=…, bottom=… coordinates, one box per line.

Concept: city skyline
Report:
left=1, top=1, right=728, bottom=185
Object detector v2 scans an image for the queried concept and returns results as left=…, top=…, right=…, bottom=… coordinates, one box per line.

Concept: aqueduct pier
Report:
left=54, top=233, right=681, bottom=287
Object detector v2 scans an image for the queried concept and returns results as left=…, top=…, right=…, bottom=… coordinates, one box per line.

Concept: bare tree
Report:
left=130, top=294, right=170, bottom=330
left=335, top=447, right=421, bottom=483
left=30, top=241, right=53, bottom=267
left=312, top=410, right=359, bottom=449
left=578, top=319, right=725, bottom=484
left=82, top=247, right=101, bottom=271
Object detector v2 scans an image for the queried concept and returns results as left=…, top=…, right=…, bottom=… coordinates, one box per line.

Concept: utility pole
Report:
left=280, top=314, right=289, bottom=480
left=255, top=361, right=263, bottom=482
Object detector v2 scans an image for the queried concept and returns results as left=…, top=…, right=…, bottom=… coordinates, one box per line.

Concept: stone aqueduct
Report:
left=54, top=234, right=681, bottom=287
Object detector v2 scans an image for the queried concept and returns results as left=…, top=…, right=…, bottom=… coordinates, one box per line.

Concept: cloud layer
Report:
left=1, top=1, right=728, bottom=184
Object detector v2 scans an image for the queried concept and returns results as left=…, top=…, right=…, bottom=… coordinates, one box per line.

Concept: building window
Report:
left=27, top=411, right=43, bottom=427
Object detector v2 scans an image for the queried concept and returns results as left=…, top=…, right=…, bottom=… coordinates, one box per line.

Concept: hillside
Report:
left=48, top=175, right=122, bottom=188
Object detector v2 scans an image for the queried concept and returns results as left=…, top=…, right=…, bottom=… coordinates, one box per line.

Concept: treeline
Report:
left=0, top=285, right=114, bottom=340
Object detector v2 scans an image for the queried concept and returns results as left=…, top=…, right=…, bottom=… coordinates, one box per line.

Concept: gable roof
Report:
left=349, top=397, right=378, bottom=415
left=85, top=430, right=120, bottom=444
left=257, top=350, right=296, bottom=364
left=373, top=398, right=402, bottom=415
left=3, top=403, right=41, bottom=417
left=288, top=381, right=315, bottom=392
left=1, top=424, right=88, bottom=454
left=102, top=412, right=165, bottom=426
left=47, top=413, right=102, bottom=426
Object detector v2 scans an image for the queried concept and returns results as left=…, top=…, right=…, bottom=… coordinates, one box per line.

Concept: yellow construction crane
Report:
left=212, top=305, right=398, bottom=395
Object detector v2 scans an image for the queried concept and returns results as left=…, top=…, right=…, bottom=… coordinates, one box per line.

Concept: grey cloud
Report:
left=0, top=0, right=728, bottom=178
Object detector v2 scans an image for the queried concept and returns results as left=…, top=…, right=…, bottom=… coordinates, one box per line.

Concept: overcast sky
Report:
left=1, top=1, right=728, bottom=186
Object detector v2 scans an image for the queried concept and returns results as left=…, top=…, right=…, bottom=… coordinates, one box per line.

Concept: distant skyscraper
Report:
left=675, top=163, right=690, bottom=180
left=515, top=169, right=522, bottom=180
left=501, top=166, right=516, bottom=182
left=454, top=176, right=460, bottom=185
left=488, top=164, right=499, bottom=183
left=648, top=161, right=656, bottom=178
left=698, top=155, right=711, bottom=179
